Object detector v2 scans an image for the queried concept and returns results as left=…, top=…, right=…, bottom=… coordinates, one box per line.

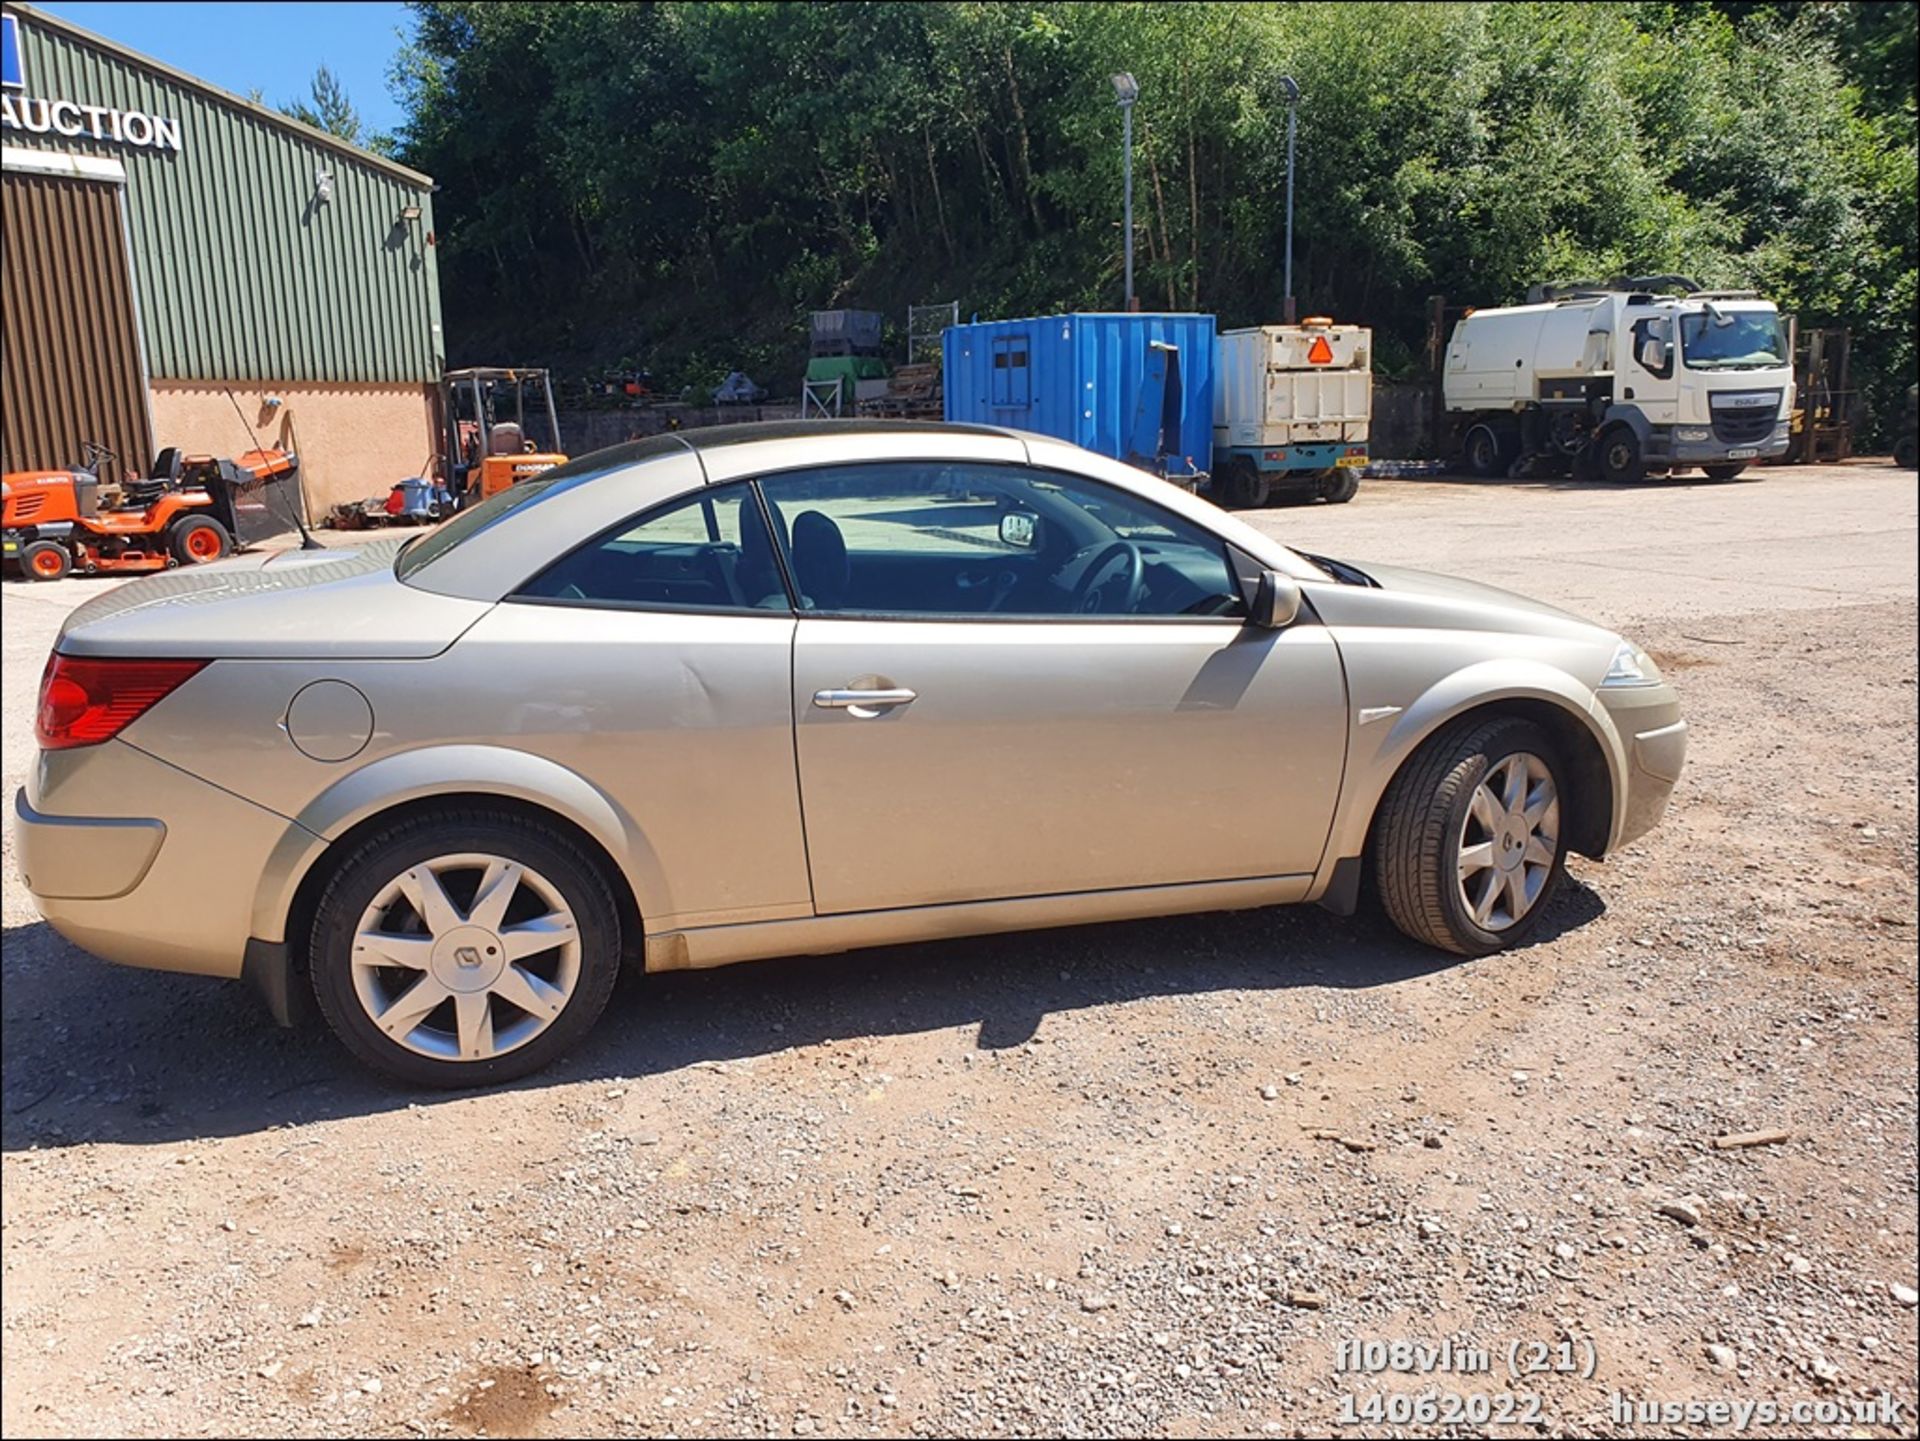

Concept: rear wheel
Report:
left=1319, top=467, right=1360, bottom=504
left=1216, top=455, right=1268, bottom=509
left=1701, top=462, right=1748, bottom=482
left=1462, top=423, right=1507, bottom=478
left=1373, top=717, right=1569, bottom=956
left=21, top=539, right=71, bottom=581
left=308, top=810, right=622, bottom=1087
left=170, top=515, right=232, bottom=565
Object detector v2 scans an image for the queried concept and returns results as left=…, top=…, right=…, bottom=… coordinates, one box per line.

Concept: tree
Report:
left=389, top=0, right=1917, bottom=438
left=283, top=64, right=364, bottom=146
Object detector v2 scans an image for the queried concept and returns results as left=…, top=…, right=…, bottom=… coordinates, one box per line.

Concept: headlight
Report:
left=1602, top=640, right=1662, bottom=687
left=1676, top=427, right=1711, bottom=442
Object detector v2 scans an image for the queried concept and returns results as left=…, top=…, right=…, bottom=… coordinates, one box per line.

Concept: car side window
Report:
left=754, top=462, right=1244, bottom=620
left=515, top=481, right=789, bottom=611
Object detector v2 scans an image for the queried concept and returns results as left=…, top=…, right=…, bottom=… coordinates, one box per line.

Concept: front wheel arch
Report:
left=1364, top=698, right=1615, bottom=866
left=282, top=794, right=646, bottom=1000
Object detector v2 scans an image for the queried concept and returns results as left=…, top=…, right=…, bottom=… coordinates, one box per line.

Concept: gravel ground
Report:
left=3, top=460, right=1915, bottom=1438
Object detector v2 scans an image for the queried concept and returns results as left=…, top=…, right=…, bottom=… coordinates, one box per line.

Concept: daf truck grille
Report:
left=1709, top=391, right=1782, bottom=445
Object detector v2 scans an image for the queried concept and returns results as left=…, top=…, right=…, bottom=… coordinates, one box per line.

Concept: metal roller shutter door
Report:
left=2, top=169, right=152, bottom=478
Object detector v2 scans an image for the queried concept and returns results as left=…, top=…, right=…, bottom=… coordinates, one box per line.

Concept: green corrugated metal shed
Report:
left=2, top=3, right=443, bottom=384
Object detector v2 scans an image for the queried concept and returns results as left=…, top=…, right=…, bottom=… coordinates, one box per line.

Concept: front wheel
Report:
left=1701, top=462, right=1748, bottom=482
left=20, top=539, right=72, bottom=581
left=308, top=810, right=623, bottom=1087
left=1595, top=426, right=1646, bottom=485
left=1373, top=717, right=1569, bottom=956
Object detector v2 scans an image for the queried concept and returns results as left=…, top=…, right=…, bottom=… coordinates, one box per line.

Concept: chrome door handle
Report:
left=813, top=687, right=916, bottom=715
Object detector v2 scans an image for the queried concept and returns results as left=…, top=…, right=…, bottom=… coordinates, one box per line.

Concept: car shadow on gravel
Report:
left=1, top=881, right=1605, bottom=1150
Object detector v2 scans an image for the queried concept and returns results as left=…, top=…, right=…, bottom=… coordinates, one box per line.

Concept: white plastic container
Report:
left=1213, top=323, right=1372, bottom=449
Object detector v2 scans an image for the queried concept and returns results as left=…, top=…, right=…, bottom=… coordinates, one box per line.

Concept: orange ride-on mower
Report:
left=2, top=442, right=300, bottom=581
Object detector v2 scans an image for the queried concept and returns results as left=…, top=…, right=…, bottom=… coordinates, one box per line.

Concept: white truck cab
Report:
left=1444, top=278, right=1793, bottom=482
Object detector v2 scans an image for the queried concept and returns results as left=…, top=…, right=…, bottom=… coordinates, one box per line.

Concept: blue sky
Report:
left=35, top=2, right=414, bottom=136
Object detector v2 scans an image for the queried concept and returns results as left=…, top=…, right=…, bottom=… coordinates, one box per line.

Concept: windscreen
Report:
left=1679, top=310, right=1788, bottom=370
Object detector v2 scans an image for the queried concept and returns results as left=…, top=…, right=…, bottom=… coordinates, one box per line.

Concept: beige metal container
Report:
left=1213, top=323, right=1372, bottom=448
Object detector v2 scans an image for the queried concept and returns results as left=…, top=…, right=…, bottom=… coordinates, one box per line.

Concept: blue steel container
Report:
left=942, top=313, right=1216, bottom=479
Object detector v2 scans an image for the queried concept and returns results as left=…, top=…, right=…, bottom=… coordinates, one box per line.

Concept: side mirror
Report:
left=998, top=510, right=1039, bottom=549
left=1252, top=569, right=1303, bottom=629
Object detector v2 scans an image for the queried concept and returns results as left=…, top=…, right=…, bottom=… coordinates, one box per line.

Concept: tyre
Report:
left=1595, top=426, right=1646, bottom=485
left=1372, top=716, right=1568, bottom=957
left=20, top=539, right=72, bottom=581
left=1701, top=463, right=1748, bottom=482
left=170, top=515, right=232, bottom=565
left=1462, top=424, right=1507, bottom=478
left=1895, top=435, right=1918, bottom=470
left=1216, top=455, right=1268, bottom=509
left=308, top=809, right=623, bottom=1087
left=1318, top=467, right=1360, bottom=504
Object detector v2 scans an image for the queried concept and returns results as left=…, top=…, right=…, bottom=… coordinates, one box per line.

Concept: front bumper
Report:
left=1596, top=682, right=1688, bottom=850
left=17, top=740, right=298, bottom=979
left=1646, top=421, right=1790, bottom=467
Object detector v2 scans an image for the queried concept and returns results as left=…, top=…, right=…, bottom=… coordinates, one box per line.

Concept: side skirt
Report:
left=645, top=873, right=1315, bottom=972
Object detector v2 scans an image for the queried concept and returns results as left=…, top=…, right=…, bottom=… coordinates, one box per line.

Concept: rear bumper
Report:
left=1231, top=442, right=1369, bottom=475
left=17, top=740, right=302, bottom=979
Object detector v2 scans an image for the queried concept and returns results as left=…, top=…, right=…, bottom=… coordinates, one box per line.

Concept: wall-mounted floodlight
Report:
left=313, top=167, right=334, bottom=205
left=399, top=204, right=422, bottom=223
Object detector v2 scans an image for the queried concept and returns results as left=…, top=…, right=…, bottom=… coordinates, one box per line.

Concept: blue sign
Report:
left=1, top=16, right=24, bottom=90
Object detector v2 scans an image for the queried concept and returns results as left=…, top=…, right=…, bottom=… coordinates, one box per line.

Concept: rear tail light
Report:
left=35, top=654, right=208, bottom=750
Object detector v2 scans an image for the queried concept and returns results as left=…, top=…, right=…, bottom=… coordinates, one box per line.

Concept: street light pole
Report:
left=1112, top=72, right=1139, bottom=312
left=1280, top=75, right=1300, bottom=324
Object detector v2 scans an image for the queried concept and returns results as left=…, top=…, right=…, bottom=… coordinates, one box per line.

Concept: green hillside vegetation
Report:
left=390, top=0, right=1917, bottom=438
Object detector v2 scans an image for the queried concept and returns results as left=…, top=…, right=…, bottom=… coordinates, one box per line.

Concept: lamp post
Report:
left=1112, top=72, right=1139, bottom=312
left=1279, top=74, right=1300, bottom=323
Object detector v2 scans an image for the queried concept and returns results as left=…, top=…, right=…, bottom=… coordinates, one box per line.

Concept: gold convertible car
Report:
left=18, top=422, right=1685, bottom=1086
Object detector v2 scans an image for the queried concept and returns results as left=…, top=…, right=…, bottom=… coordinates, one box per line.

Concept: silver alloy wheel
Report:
left=350, top=852, right=582, bottom=1062
left=1456, top=753, right=1560, bottom=932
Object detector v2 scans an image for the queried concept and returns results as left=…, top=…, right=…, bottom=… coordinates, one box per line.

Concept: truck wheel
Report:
left=1890, top=435, right=1916, bottom=469
left=21, top=539, right=72, bottom=581
left=1462, top=424, right=1507, bottom=478
left=1701, top=462, right=1748, bottom=482
left=1596, top=426, right=1646, bottom=485
left=1216, top=456, right=1268, bottom=509
left=1318, top=468, right=1360, bottom=504
left=170, top=516, right=232, bottom=565
left=1373, top=716, right=1568, bottom=957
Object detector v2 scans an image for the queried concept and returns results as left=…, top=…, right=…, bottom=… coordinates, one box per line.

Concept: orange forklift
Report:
left=440, top=367, right=567, bottom=503
left=2, top=442, right=301, bottom=581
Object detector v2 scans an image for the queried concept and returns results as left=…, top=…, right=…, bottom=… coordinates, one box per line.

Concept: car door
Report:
left=490, top=479, right=813, bottom=929
left=756, top=460, right=1349, bottom=916
left=1625, top=308, right=1679, bottom=425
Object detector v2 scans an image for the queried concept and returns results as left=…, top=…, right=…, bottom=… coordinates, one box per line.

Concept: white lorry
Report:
left=1442, top=278, right=1793, bottom=482
left=1210, top=319, right=1371, bottom=507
